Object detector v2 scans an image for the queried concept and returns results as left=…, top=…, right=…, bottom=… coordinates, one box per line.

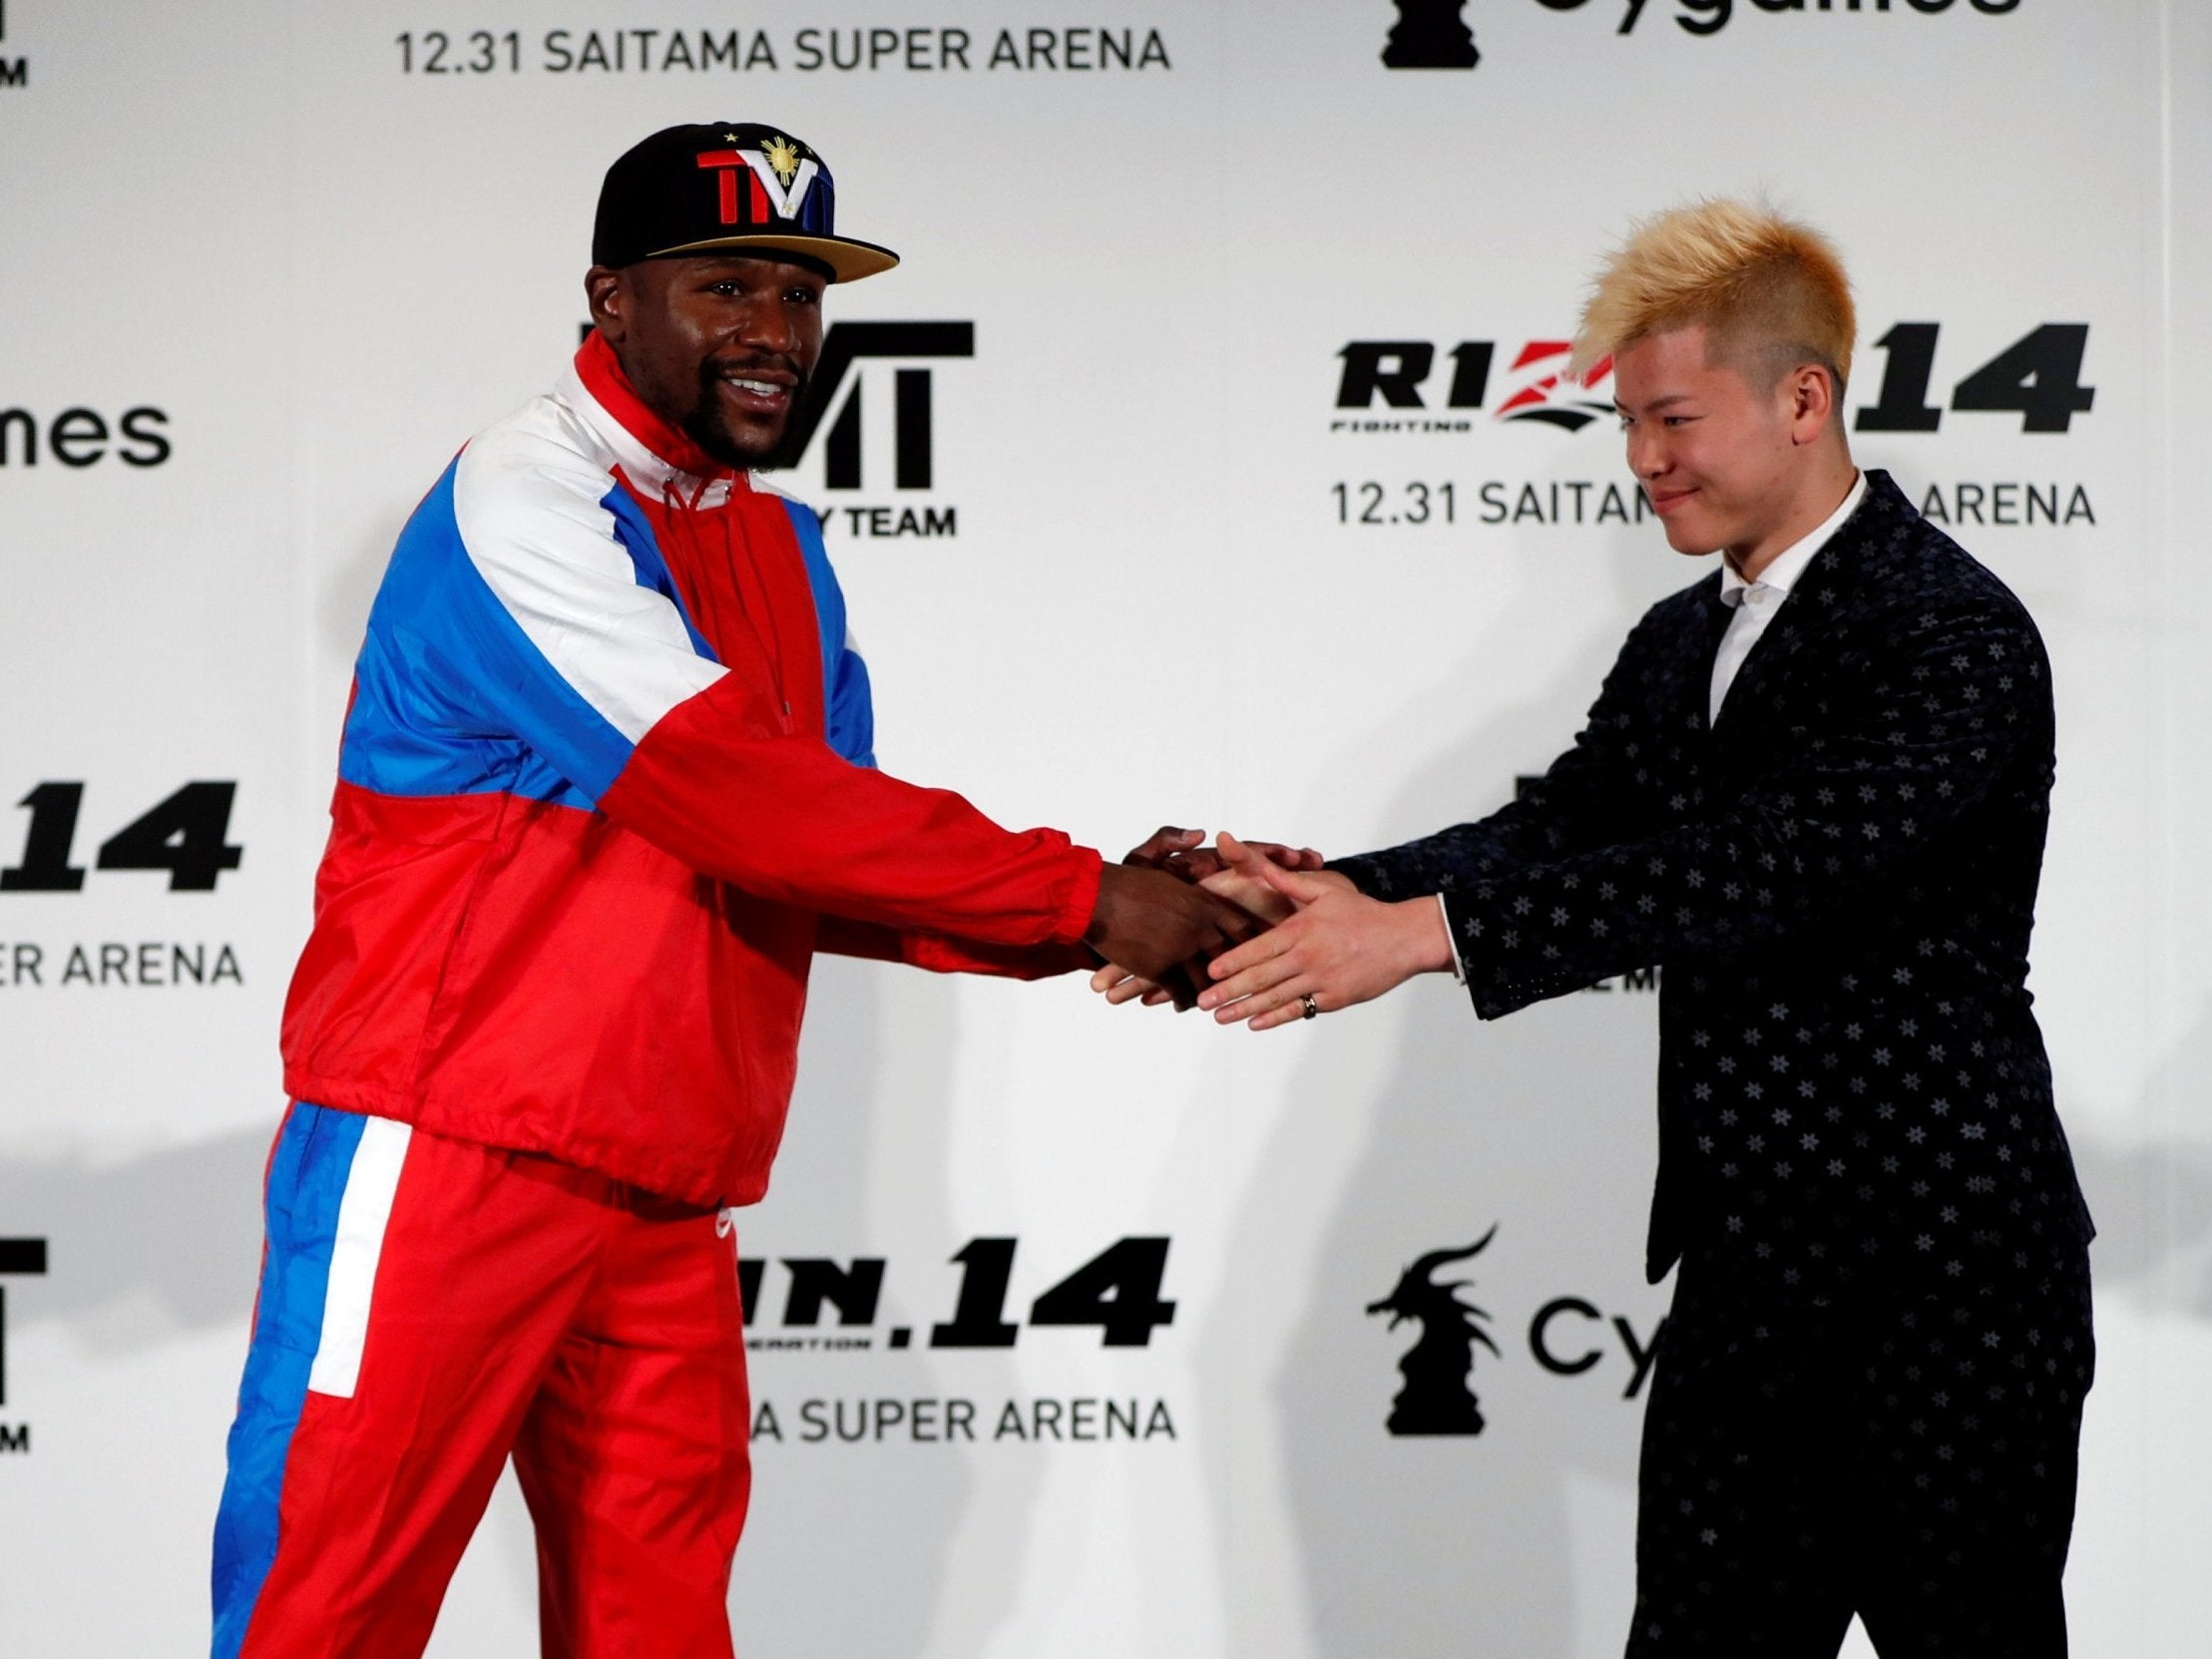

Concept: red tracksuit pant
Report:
left=212, top=1102, right=751, bottom=1658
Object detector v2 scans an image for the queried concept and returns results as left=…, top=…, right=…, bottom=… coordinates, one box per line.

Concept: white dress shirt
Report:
left=1708, top=472, right=1865, bottom=726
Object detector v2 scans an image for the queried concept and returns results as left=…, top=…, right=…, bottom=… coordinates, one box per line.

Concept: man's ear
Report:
left=1789, top=364, right=1836, bottom=445
left=585, top=265, right=626, bottom=344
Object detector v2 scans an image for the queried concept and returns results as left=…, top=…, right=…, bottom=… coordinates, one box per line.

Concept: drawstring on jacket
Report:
left=660, top=472, right=792, bottom=726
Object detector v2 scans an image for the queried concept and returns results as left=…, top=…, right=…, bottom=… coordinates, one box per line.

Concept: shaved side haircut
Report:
left=1569, top=199, right=1857, bottom=405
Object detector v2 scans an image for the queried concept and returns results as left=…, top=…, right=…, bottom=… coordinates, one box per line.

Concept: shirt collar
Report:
left=1719, top=471, right=1865, bottom=608
left=560, top=329, right=750, bottom=506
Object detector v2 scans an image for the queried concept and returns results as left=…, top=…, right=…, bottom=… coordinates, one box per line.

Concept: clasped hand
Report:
left=1092, top=829, right=1454, bottom=1031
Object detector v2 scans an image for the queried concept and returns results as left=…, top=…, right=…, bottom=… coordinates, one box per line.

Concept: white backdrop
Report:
left=1, top=2, right=2207, bottom=1654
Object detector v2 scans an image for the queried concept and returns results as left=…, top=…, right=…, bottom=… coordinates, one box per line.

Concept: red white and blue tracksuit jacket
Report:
left=278, top=332, right=1103, bottom=1208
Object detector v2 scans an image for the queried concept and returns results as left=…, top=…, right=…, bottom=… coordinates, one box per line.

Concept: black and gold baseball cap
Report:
left=592, top=123, right=899, bottom=282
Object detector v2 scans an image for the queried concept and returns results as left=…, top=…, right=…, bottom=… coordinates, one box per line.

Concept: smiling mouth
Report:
left=1648, top=488, right=1697, bottom=515
left=713, top=372, right=800, bottom=430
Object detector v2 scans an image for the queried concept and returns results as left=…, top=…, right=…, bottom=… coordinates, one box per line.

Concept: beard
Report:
left=675, top=355, right=811, bottom=472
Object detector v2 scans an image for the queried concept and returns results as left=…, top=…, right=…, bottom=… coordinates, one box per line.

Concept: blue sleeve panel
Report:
left=783, top=497, right=878, bottom=770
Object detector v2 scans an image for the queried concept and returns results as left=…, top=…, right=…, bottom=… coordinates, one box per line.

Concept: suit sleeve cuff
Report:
left=1437, top=893, right=1468, bottom=985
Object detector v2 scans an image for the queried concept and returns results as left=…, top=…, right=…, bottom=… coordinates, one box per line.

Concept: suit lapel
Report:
left=1707, top=475, right=1904, bottom=750
left=1672, top=574, right=1734, bottom=736
left=1710, top=557, right=1828, bottom=742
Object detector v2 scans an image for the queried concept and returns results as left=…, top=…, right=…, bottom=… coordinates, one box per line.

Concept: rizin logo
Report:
left=1331, top=337, right=1614, bottom=434
left=1493, top=341, right=1615, bottom=431
left=1367, top=1228, right=1501, bottom=1436
left=1335, top=321, right=2094, bottom=443
left=1382, top=0, right=1479, bottom=67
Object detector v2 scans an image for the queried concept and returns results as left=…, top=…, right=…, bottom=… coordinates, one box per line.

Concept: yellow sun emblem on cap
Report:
left=760, top=135, right=803, bottom=185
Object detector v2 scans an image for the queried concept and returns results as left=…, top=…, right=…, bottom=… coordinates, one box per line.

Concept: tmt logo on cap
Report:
left=592, top=121, right=899, bottom=283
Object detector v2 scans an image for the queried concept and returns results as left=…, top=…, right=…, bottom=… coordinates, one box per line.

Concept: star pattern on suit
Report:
left=1626, top=1251, right=2092, bottom=1656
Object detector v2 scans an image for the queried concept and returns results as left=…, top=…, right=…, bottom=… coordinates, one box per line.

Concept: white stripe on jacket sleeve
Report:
left=453, top=402, right=725, bottom=746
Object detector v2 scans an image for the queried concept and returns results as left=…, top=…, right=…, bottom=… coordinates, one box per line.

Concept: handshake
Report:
left=1080, top=827, right=1457, bottom=1032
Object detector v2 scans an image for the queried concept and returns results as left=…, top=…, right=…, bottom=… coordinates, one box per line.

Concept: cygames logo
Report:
left=1369, top=1228, right=1667, bottom=1438
left=1381, top=0, right=2021, bottom=61
left=1548, top=0, right=2019, bottom=39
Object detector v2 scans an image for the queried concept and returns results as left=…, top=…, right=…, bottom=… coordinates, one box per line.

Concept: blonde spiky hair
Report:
left=1567, top=199, right=1856, bottom=397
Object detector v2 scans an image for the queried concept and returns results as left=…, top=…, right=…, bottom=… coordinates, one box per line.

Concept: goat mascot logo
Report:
left=1381, top=0, right=1480, bottom=70
left=1366, top=1227, right=1501, bottom=1436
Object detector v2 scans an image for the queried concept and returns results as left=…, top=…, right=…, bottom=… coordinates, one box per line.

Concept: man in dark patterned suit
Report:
left=1120, top=202, right=2097, bottom=1656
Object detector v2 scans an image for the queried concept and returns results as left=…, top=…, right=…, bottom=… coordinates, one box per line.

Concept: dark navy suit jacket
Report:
left=1336, top=470, right=2093, bottom=1297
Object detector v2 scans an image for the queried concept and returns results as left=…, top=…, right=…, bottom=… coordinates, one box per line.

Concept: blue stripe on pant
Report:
left=210, top=1103, right=368, bottom=1659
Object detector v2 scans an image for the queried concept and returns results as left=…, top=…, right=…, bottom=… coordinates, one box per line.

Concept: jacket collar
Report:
left=560, top=329, right=750, bottom=507
left=1854, top=467, right=1913, bottom=533
left=1719, top=471, right=1865, bottom=608
left=1703, top=468, right=1912, bottom=738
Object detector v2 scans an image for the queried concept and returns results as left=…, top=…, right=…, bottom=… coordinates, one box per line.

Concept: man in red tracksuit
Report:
left=210, top=122, right=1250, bottom=1658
